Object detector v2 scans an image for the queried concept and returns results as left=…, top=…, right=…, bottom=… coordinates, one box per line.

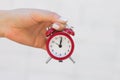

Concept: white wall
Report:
left=0, top=0, right=120, bottom=80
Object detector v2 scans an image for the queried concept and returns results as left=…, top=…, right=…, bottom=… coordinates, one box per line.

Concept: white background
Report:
left=0, top=0, right=120, bottom=80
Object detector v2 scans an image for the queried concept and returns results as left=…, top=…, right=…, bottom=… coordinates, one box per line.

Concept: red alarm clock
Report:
left=46, top=26, right=75, bottom=63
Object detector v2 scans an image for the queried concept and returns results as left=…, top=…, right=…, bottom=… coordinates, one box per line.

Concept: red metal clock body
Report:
left=46, top=28, right=75, bottom=63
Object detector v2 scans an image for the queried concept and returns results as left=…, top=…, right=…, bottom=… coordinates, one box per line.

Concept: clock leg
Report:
left=69, top=57, right=75, bottom=63
left=59, top=60, right=63, bottom=62
left=46, top=57, right=52, bottom=64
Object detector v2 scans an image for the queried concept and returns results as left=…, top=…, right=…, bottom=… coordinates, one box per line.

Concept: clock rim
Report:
left=46, top=32, right=74, bottom=60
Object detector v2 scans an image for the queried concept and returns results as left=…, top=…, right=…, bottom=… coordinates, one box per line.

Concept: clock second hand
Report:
left=54, top=42, right=59, bottom=46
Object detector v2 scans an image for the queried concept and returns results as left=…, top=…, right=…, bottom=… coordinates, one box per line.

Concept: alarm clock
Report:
left=46, top=25, right=75, bottom=63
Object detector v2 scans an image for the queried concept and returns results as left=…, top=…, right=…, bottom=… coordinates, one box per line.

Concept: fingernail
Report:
left=59, top=16, right=68, bottom=22
left=52, top=23, right=60, bottom=29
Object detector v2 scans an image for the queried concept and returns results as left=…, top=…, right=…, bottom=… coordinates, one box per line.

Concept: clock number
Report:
left=55, top=37, right=58, bottom=40
left=50, top=45, right=52, bottom=47
left=52, top=49, right=54, bottom=52
left=69, top=45, right=71, bottom=48
left=52, top=41, right=54, bottom=43
left=59, top=54, right=61, bottom=56
left=64, top=53, right=66, bottom=55
left=68, top=41, right=69, bottom=43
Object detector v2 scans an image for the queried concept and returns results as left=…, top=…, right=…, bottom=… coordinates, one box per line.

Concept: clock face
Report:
left=46, top=32, right=74, bottom=60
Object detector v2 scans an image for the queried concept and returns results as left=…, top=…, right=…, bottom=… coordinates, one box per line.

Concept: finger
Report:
left=55, top=16, right=68, bottom=24
left=52, top=23, right=66, bottom=31
left=31, top=9, right=68, bottom=24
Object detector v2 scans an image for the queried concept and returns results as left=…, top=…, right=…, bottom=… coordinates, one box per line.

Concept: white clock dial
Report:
left=49, top=35, right=72, bottom=58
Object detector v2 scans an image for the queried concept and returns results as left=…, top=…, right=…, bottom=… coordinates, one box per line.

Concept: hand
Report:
left=0, top=9, right=67, bottom=50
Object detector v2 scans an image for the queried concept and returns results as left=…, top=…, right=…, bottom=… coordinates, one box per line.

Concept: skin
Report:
left=0, top=9, right=66, bottom=50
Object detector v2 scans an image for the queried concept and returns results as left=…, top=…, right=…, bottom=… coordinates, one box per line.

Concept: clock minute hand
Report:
left=59, top=37, right=62, bottom=48
left=60, top=37, right=62, bottom=45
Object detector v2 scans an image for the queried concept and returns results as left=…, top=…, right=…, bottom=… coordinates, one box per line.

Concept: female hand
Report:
left=0, top=9, right=67, bottom=50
